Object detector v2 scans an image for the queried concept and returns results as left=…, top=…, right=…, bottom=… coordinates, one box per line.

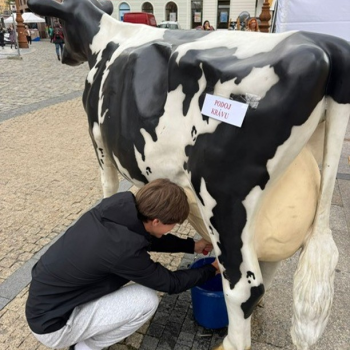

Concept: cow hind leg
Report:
left=291, top=98, right=350, bottom=349
left=259, top=261, right=281, bottom=292
left=91, top=122, right=120, bottom=198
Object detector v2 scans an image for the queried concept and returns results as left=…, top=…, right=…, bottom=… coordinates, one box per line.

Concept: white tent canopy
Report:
left=4, top=12, right=45, bottom=24
left=275, top=0, right=350, bottom=42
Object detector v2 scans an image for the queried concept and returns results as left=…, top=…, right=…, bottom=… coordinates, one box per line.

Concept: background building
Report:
left=0, top=0, right=12, bottom=17
left=110, top=0, right=270, bottom=30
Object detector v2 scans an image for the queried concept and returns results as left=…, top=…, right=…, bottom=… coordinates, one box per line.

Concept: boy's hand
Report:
left=194, top=238, right=213, bottom=255
left=211, top=259, right=220, bottom=274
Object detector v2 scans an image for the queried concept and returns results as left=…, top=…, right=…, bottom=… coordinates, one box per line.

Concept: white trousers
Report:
left=33, top=284, right=159, bottom=350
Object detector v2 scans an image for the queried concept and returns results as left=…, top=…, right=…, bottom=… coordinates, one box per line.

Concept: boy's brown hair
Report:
left=136, top=179, right=189, bottom=224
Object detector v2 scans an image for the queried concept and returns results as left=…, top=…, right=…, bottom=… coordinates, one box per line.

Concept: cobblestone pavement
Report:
left=0, top=40, right=88, bottom=117
left=0, top=40, right=349, bottom=350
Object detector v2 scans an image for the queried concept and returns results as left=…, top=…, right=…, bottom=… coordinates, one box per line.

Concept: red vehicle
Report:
left=123, top=12, right=157, bottom=27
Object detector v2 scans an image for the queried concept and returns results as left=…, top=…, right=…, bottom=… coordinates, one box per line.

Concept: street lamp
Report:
left=14, top=0, right=28, bottom=48
left=259, top=0, right=271, bottom=33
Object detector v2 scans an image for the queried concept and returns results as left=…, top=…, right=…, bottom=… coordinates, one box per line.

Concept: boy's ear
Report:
left=151, top=218, right=161, bottom=226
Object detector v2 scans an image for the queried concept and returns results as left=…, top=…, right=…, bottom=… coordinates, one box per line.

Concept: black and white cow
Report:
left=28, top=0, right=350, bottom=349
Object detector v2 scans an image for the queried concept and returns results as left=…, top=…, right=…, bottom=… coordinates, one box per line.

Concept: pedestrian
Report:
left=0, top=25, right=6, bottom=49
left=25, top=25, right=32, bottom=45
left=52, top=22, right=64, bottom=60
left=247, top=18, right=259, bottom=32
left=48, top=24, right=53, bottom=42
left=25, top=178, right=219, bottom=350
left=202, top=20, right=214, bottom=31
left=8, top=25, right=17, bottom=49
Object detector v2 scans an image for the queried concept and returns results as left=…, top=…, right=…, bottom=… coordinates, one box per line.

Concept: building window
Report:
left=165, top=2, right=177, bottom=22
left=217, top=0, right=230, bottom=29
left=142, top=2, right=153, bottom=14
left=119, top=2, right=130, bottom=21
left=191, top=0, right=202, bottom=29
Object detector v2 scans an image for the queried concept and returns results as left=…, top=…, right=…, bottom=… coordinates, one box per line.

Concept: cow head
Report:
left=28, top=0, right=113, bottom=66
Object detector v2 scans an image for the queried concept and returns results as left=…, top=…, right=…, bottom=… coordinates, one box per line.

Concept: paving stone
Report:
left=164, top=322, right=182, bottom=338
left=174, top=345, right=190, bottom=350
left=147, top=323, right=165, bottom=338
left=178, top=291, right=192, bottom=303
left=152, top=311, right=170, bottom=326
left=125, top=332, right=143, bottom=349
left=138, top=321, right=151, bottom=335
left=191, top=337, right=211, bottom=350
left=139, top=335, right=159, bottom=350
left=108, top=344, right=129, bottom=350
left=177, top=331, right=195, bottom=347
left=157, top=329, right=177, bottom=350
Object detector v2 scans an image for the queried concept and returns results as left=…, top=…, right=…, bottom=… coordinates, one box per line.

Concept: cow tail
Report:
left=291, top=96, right=350, bottom=349
left=291, top=227, right=338, bottom=350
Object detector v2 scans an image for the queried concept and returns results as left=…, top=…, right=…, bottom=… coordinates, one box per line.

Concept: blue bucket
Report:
left=190, top=257, right=228, bottom=329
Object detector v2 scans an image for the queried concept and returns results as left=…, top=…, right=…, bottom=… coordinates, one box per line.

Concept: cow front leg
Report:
left=196, top=181, right=265, bottom=350
left=99, top=159, right=120, bottom=198
left=91, top=122, right=120, bottom=198
left=219, top=255, right=264, bottom=350
left=211, top=224, right=264, bottom=349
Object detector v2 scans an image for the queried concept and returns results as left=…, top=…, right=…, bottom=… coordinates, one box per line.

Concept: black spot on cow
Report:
left=191, top=125, right=197, bottom=138
left=241, top=284, right=265, bottom=319
left=246, top=271, right=255, bottom=284
left=146, top=167, right=152, bottom=175
left=97, top=42, right=172, bottom=183
left=83, top=41, right=120, bottom=129
left=183, top=161, right=188, bottom=172
left=168, top=47, right=238, bottom=116
left=223, top=271, right=229, bottom=282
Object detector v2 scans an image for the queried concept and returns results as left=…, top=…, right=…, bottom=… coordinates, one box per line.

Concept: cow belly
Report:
left=254, top=146, right=320, bottom=262
left=187, top=147, right=320, bottom=262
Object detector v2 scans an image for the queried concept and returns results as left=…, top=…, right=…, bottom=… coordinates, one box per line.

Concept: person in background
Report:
left=247, top=18, right=259, bottom=32
left=202, top=20, right=215, bottom=31
left=8, top=25, right=17, bottom=49
left=0, top=25, right=5, bottom=49
left=52, top=22, right=64, bottom=61
left=48, top=25, right=53, bottom=42
left=26, top=179, right=219, bottom=350
left=25, top=25, right=32, bottom=45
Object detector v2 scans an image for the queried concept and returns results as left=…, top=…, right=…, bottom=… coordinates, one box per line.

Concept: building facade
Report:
left=1, top=0, right=31, bottom=17
left=0, top=0, right=10, bottom=16
left=1, top=0, right=270, bottom=31
left=110, top=0, right=266, bottom=30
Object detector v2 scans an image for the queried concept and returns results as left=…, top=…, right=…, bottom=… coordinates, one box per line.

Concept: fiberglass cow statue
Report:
left=28, top=0, right=350, bottom=349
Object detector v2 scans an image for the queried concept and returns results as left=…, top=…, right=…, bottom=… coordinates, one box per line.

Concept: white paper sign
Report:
left=201, top=94, right=249, bottom=127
